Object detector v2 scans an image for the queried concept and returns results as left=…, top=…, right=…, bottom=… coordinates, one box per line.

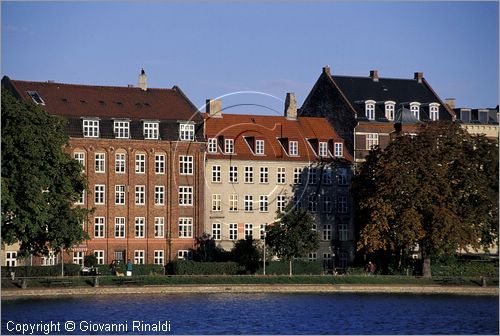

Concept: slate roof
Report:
left=204, top=113, right=352, bottom=162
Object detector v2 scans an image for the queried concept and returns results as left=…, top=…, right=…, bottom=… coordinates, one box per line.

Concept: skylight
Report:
left=27, top=91, right=45, bottom=105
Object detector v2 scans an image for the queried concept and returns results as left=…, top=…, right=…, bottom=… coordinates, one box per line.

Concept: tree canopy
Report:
left=266, top=204, right=320, bottom=275
left=1, top=89, right=89, bottom=256
left=353, top=121, right=498, bottom=277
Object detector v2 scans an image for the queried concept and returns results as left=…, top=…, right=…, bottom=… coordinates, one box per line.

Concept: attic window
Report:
left=27, top=91, right=45, bottom=105
left=365, top=100, right=375, bottom=120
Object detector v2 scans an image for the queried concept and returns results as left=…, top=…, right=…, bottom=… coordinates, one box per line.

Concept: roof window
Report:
left=27, top=91, right=45, bottom=105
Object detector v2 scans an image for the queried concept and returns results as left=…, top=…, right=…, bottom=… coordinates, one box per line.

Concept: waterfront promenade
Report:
left=2, top=284, right=498, bottom=300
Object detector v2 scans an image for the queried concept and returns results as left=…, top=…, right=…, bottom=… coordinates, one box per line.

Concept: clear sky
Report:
left=2, top=2, right=498, bottom=114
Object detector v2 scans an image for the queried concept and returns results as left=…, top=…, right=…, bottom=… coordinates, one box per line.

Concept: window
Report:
left=179, top=123, right=195, bottom=141
left=294, top=168, right=302, bottom=184
left=5, top=252, right=17, bottom=267
left=144, top=122, right=159, bottom=140
left=115, top=153, right=126, bottom=173
left=244, top=195, right=253, bottom=212
left=42, top=251, right=56, bottom=266
left=83, top=119, right=99, bottom=138
left=225, top=139, right=234, bottom=154
left=178, top=250, right=192, bottom=260
left=94, top=250, right=104, bottom=265
left=429, top=103, right=440, bottom=121
left=229, top=166, right=238, bottom=183
left=179, top=217, right=193, bottom=238
left=114, top=251, right=124, bottom=263
left=323, top=224, right=331, bottom=240
left=154, top=217, right=164, bottom=238
left=323, top=168, right=333, bottom=185
left=460, top=110, right=471, bottom=123
left=366, top=133, right=379, bottom=149
left=115, top=185, right=126, bottom=205
left=337, top=168, right=348, bottom=185
left=323, top=196, right=332, bottom=213
left=135, top=185, right=145, bottom=205
left=319, top=142, right=328, bottom=157
left=260, top=167, right=269, bottom=183
left=154, top=250, right=164, bottom=265
left=95, top=153, right=105, bottom=173
left=179, top=186, right=193, bottom=206
left=115, top=217, right=125, bottom=238
left=135, top=217, right=145, bottom=238
left=73, top=252, right=84, bottom=265
left=308, top=195, right=318, bottom=212
left=179, top=156, right=193, bottom=175
left=212, top=223, right=221, bottom=240
left=277, top=167, right=286, bottom=184
left=75, top=190, right=85, bottom=205
left=308, top=167, right=317, bottom=184
left=74, top=152, right=85, bottom=170
left=212, top=165, right=221, bottom=183
left=94, top=217, right=105, bottom=238
left=207, top=138, right=217, bottom=153
left=114, top=121, right=130, bottom=138
left=385, top=102, right=395, bottom=121
left=229, top=194, right=238, bottom=212
left=410, top=102, right=420, bottom=119
left=94, top=185, right=105, bottom=204
left=339, top=252, right=348, bottom=269
left=259, top=195, right=268, bottom=212
left=245, top=223, right=253, bottom=240
left=135, top=154, right=146, bottom=173
left=255, top=140, right=265, bottom=155
left=155, top=186, right=165, bottom=205
left=212, top=194, right=221, bottom=212
left=339, top=223, right=348, bottom=241
left=244, top=166, right=254, bottom=183
left=323, top=253, right=332, bottom=266
left=277, top=195, right=286, bottom=213
left=229, top=223, right=238, bottom=240
left=27, top=91, right=45, bottom=105
left=308, top=252, right=317, bottom=262
left=260, top=224, right=267, bottom=240
left=334, top=143, right=343, bottom=158
left=479, top=110, right=489, bottom=124
left=155, top=154, right=165, bottom=174
left=365, top=100, right=375, bottom=120
left=134, top=250, right=145, bottom=265
left=289, top=141, right=298, bottom=156
left=337, top=195, right=348, bottom=214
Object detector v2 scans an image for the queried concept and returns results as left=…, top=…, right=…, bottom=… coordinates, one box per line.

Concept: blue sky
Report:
left=2, top=2, right=498, bottom=114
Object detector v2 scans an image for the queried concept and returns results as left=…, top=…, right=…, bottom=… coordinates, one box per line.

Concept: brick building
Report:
left=2, top=71, right=205, bottom=266
left=300, top=67, right=456, bottom=164
left=204, top=94, right=355, bottom=270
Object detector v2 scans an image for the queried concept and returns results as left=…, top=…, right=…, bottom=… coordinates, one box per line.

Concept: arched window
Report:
left=429, top=103, right=440, bottom=121
left=410, top=102, right=421, bottom=120
left=365, top=100, right=376, bottom=120
left=385, top=101, right=395, bottom=121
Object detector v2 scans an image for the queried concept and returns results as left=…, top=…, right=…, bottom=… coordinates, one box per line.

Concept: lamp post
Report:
left=263, top=232, right=266, bottom=275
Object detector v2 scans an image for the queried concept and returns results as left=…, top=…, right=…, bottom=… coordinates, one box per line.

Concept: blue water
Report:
left=2, top=293, right=498, bottom=335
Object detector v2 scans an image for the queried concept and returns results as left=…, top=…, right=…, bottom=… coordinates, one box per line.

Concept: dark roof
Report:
left=453, top=107, right=499, bottom=125
left=395, top=107, right=420, bottom=125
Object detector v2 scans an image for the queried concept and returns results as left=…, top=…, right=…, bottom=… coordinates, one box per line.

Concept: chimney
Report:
left=414, top=72, right=423, bottom=83
left=322, top=65, right=331, bottom=76
left=206, top=99, right=222, bottom=118
left=444, top=98, right=456, bottom=109
left=138, top=68, right=147, bottom=91
left=369, top=70, right=379, bottom=82
left=284, top=92, right=297, bottom=120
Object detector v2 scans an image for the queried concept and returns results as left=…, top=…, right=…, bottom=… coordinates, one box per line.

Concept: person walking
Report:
left=126, top=259, right=133, bottom=277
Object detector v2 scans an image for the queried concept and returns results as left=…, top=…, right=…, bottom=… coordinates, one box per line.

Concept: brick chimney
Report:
left=369, top=70, right=379, bottom=82
left=284, top=93, right=297, bottom=120
left=206, top=99, right=222, bottom=118
left=322, top=66, right=331, bottom=76
left=138, top=68, right=147, bottom=91
left=414, top=72, right=423, bottom=83
left=444, top=98, right=456, bottom=109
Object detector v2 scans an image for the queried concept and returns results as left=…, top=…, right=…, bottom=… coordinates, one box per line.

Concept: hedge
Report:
left=167, top=261, right=241, bottom=275
left=1, top=264, right=81, bottom=277
left=256, top=261, right=324, bottom=275
left=431, top=261, right=498, bottom=277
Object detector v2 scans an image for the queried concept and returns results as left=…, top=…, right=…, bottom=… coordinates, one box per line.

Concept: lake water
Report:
left=2, top=293, right=498, bottom=335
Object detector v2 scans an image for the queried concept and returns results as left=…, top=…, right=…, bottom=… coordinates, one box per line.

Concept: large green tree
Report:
left=266, top=204, right=320, bottom=276
left=1, top=89, right=89, bottom=256
left=353, top=121, right=498, bottom=277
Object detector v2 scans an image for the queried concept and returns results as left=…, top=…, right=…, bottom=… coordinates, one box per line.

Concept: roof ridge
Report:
left=10, top=79, right=177, bottom=92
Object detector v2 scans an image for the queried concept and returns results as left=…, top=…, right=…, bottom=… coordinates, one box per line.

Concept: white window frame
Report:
left=229, top=165, right=238, bottom=183
left=429, top=103, right=440, bottom=121
left=154, top=250, right=164, bottom=265
left=179, top=217, right=193, bottom=238
left=308, top=167, right=317, bottom=184
left=94, top=217, right=105, bottom=238
left=73, top=252, right=84, bottom=265
left=259, top=166, right=269, bottom=183
left=115, top=153, right=126, bottom=173
left=334, top=143, right=343, bottom=158
left=366, top=133, right=379, bottom=150
left=277, top=195, right=286, bottom=213
left=154, top=217, right=165, bottom=238
left=155, top=154, right=165, bottom=174
left=83, top=119, right=99, bottom=138
left=94, top=250, right=105, bottom=265
left=229, top=223, right=238, bottom=240
left=135, top=185, right=145, bottom=205
left=225, top=139, right=234, bottom=154
left=95, top=153, right=105, bottom=173
left=115, top=185, right=126, bottom=205
left=289, top=141, right=298, bottom=156
left=212, top=223, right=221, bottom=240
left=339, top=223, right=348, bottom=241
left=5, top=252, right=17, bottom=267
left=229, top=194, right=238, bottom=212
left=94, top=185, right=105, bottom=205
left=134, top=250, right=145, bottom=265
left=319, top=142, right=328, bottom=157
left=337, top=195, right=348, bottom=214
left=115, top=217, right=126, bottom=238
left=178, top=250, right=192, bottom=260
left=212, top=194, right=221, bottom=212
left=294, top=168, right=302, bottom=184
left=179, top=123, right=195, bottom=141
left=259, top=224, right=267, bottom=240
left=244, top=195, right=253, bottom=212
left=410, top=102, right=421, bottom=120
left=259, top=195, right=268, bottom=212
left=244, top=166, right=254, bottom=183
left=144, top=122, right=159, bottom=140
left=207, top=138, right=217, bottom=153
left=277, top=167, right=286, bottom=184
left=244, top=223, right=253, bottom=240
left=179, top=156, right=193, bottom=175
left=114, top=120, right=130, bottom=139
left=385, top=101, right=395, bottom=121
left=135, top=153, right=146, bottom=174
left=365, top=100, right=376, bottom=120
left=255, top=140, right=265, bottom=155
left=155, top=186, right=165, bottom=205
left=179, top=186, right=193, bottom=206
left=74, top=152, right=85, bottom=171
left=135, top=217, right=145, bottom=238
left=212, top=165, right=221, bottom=183
left=323, top=224, right=331, bottom=240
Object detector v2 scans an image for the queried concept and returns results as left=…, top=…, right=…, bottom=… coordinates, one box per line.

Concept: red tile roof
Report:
left=5, top=78, right=200, bottom=122
left=204, top=113, right=352, bottom=162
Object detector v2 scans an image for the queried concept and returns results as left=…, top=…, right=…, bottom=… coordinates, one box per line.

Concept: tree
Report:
left=192, top=232, right=227, bottom=262
left=266, top=204, right=320, bottom=276
left=353, top=121, right=498, bottom=277
left=1, top=89, right=89, bottom=257
left=231, top=238, right=261, bottom=274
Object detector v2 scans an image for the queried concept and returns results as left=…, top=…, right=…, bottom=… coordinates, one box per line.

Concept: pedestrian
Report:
left=126, top=259, right=133, bottom=277
left=109, top=260, right=117, bottom=275
left=369, top=261, right=376, bottom=275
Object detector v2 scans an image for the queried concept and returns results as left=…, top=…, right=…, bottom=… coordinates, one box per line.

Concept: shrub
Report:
left=257, top=261, right=323, bottom=275
left=2, top=264, right=81, bottom=277
left=84, top=255, right=98, bottom=267
left=167, top=261, right=241, bottom=275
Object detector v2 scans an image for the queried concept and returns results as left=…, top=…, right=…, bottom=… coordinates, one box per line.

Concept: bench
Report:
left=41, top=279, right=73, bottom=287
left=435, top=277, right=465, bottom=285
left=112, top=277, right=144, bottom=286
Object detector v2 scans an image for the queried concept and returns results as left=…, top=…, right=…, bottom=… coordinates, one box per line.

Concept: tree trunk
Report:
left=289, top=259, right=293, bottom=277
left=422, top=254, right=432, bottom=278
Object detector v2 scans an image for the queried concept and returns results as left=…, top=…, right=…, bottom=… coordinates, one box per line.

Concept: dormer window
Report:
left=410, top=102, right=421, bottom=120
left=385, top=101, right=395, bottom=121
left=319, top=142, right=328, bottom=157
left=179, top=123, right=195, bottom=141
left=27, top=91, right=45, bottom=105
left=144, top=122, right=159, bottom=139
left=255, top=140, right=265, bottom=155
left=365, top=100, right=376, bottom=120
left=114, top=121, right=130, bottom=139
left=207, top=138, right=217, bottom=153
left=479, top=110, right=489, bottom=124
left=429, top=103, right=440, bottom=121
left=460, top=109, right=471, bottom=123
left=83, top=119, right=99, bottom=138
left=289, top=141, right=298, bottom=156
left=334, top=143, right=343, bottom=157
left=225, top=139, right=234, bottom=154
